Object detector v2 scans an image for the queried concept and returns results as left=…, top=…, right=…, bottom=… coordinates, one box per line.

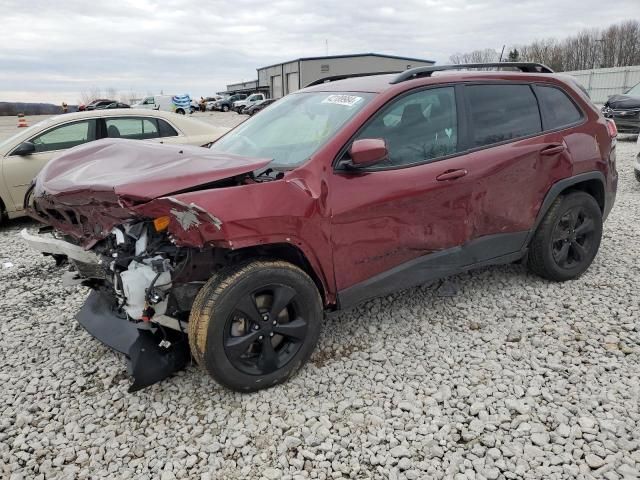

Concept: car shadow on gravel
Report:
left=0, top=216, right=39, bottom=232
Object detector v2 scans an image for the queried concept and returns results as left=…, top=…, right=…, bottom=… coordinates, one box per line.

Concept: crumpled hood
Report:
left=605, top=94, right=640, bottom=109
left=34, top=138, right=272, bottom=203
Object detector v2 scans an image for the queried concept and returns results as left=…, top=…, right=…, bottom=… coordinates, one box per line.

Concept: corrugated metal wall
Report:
left=565, top=65, right=640, bottom=104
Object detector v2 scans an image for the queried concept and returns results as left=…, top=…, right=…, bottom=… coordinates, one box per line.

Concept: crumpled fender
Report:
left=132, top=171, right=335, bottom=302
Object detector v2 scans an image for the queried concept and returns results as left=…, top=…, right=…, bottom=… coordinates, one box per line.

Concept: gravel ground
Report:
left=0, top=136, right=639, bottom=480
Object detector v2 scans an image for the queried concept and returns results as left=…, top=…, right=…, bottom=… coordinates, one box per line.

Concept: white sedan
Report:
left=0, top=109, right=229, bottom=221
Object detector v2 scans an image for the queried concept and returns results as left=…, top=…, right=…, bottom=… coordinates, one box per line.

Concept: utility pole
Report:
left=498, top=45, right=506, bottom=62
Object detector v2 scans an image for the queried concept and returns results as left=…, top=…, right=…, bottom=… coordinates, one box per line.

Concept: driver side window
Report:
left=356, top=87, right=459, bottom=167
left=30, top=120, right=97, bottom=153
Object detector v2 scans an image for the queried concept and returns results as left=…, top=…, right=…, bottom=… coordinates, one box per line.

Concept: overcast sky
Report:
left=0, top=0, right=638, bottom=103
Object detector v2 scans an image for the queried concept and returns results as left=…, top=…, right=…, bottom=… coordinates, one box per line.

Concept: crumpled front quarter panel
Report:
left=134, top=171, right=335, bottom=299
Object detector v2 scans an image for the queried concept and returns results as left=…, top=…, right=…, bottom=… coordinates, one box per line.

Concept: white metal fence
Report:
left=565, top=65, right=640, bottom=104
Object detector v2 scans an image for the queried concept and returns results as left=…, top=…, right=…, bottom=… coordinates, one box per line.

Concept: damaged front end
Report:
left=22, top=218, right=223, bottom=391
left=22, top=139, right=274, bottom=391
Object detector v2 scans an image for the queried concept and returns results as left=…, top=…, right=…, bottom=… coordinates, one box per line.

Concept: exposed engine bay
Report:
left=22, top=219, right=228, bottom=391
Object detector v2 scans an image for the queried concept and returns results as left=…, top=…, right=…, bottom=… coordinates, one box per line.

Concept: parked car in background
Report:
left=95, top=102, right=131, bottom=110
left=82, top=99, right=117, bottom=111
left=22, top=63, right=617, bottom=392
left=0, top=109, right=228, bottom=221
left=132, top=94, right=193, bottom=115
left=206, top=96, right=224, bottom=111
left=212, top=94, right=247, bottom=112
left=232, top=93, right=266, bottom=113
left=244, top=98, right=276, bottom=115
left=602, top=81, right=640, bottom=134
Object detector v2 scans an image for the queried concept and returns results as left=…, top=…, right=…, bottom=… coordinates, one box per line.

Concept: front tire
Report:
left=222, top=105, right=230, bottom=112
left=635, top=169, right=640, bottom=183
left=527, top=191, right=602, bottom=281
left=188, top=259, right=323, bottom=392
left=176, top=108, right=185, bottom=115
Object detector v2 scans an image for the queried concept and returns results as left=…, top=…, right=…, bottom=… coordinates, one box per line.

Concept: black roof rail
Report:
left=390, top=62, right=554, bottom=84
left=305, top=70, right=401, bottom=88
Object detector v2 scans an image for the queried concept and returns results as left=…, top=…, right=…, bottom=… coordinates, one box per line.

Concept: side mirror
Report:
left=347, top=138, right=388, bottom=168
left=12, top=141, right=36, bottom=156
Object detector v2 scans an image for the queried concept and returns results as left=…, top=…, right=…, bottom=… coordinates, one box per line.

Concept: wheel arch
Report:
left=527, top=171, right=606, bottom=245
left=229, top=242, right=331, bottom=307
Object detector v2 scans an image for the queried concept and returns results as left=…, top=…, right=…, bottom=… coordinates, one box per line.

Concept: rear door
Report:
left=459, top=82, right=573, bottom=239
left=4, top=119, right=97, bottom=211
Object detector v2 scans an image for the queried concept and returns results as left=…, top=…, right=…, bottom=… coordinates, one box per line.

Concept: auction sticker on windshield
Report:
left=322, top=94, right=363, bottom=107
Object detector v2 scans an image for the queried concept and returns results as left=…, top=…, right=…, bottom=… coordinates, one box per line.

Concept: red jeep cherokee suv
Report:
left=23, top=63, right=617, bottom=391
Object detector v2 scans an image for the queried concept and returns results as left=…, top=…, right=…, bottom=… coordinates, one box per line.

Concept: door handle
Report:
left=436, top=169, right=468, bottom=181
left=540, top=144, right=566, bottom=155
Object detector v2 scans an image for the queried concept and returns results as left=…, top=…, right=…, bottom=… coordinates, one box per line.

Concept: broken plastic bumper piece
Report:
left=77, top=291, right=190, bottom=392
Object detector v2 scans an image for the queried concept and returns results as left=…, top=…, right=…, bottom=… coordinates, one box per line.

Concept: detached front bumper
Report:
left=21, top=228, right=191, bottom=391
left=20, top=228, right=99, bottom=264
left=79, top=291, right=190, bottom=392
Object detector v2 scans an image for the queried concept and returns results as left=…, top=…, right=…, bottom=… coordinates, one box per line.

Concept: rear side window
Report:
left=105, top=117, right=159, bottom=140
left=158, top=119, right=179, bottom=137
left=534, top=85, right=583, bottom=130
left=466, top=84, right=541, bottom=148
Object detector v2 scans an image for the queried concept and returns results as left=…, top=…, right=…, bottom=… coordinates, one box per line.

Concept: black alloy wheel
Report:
left=528, top=191, right=603, bottom=281
left=188, top=259, right=323, bottom=391
left=223, top=284, right=308, bottom=376
left=551, top=206, right=597, bottom=269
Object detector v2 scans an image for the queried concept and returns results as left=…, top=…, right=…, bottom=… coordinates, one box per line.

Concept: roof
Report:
left=258, top=53, right=436, bottom=71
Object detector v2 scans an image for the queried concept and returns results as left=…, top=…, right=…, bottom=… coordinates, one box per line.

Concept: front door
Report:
left=329, top=86, right=475, bottom=304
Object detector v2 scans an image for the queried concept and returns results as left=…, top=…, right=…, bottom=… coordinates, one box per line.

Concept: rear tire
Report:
left=635, top=169, right=640, bottom=183
left=176, top=108, right=185, bottom=115
left=527, top=191, right=602, bottom=281
left=222, top=105, right=229, bottom=112
left=188, top=259, right=323, bottom=392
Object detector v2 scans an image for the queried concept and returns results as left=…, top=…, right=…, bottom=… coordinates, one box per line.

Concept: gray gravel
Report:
left=1, top=135, right=639, bottom=480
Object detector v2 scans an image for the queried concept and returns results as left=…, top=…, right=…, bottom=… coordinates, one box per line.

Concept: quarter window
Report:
left=158, top=119, right=179, bottom=137
left=466, top=84, right=541, bottom=148
left=534, top=85, right=583, bottom=130
left=354, top=87, right=459, bottom=167
left=29, top=120, right=96, bottom=153
left=105, top=118, right=160, bottom=140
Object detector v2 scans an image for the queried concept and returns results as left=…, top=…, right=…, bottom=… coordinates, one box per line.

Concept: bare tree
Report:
left=78, top=86, right=102, bottom=105
left=458, top=20, right=640, bottom=72
left=517, top=20, right=640, bottom=71
left=449, top=48, right=499, bottom=64
left=105, top=87, right=118, bottom=100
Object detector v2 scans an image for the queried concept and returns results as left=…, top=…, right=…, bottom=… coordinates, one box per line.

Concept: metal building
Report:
left=254, top=53, right=435, bottom=99
left=222, top=80, right=268, bottom=96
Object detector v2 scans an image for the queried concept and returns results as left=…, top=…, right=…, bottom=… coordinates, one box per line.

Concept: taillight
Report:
left=606, top=119, right=618, bottom=138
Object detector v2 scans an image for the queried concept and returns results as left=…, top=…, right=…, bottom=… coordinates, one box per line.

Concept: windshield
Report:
left=210, top=91, right=373, bottom=168
left=626, top=82, right=640, bottom=96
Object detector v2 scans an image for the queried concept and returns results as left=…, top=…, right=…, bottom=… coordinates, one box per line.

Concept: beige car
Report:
left=0, top=109, right=229, bottom=221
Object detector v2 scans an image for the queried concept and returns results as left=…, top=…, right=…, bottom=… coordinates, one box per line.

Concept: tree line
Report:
left=0, top=102, right=65, bottom=116
left=449, top=20, right=640, bottom=72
